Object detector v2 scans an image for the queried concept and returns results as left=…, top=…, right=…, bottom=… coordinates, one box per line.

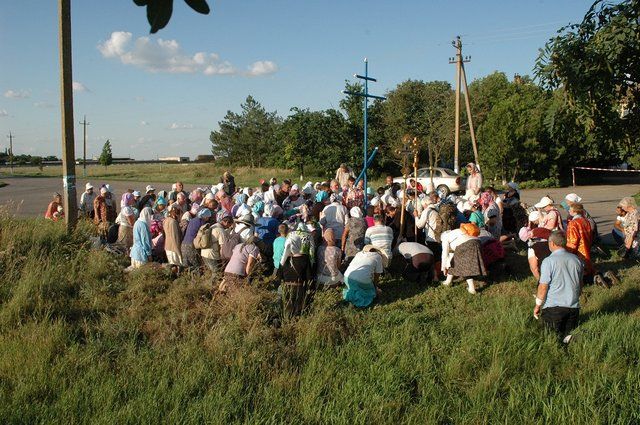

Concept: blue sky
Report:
left=0, top=0, right=592, bottom=160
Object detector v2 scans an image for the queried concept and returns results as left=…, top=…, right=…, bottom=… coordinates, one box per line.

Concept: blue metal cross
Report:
left=343, top=58, right=386, bottom=210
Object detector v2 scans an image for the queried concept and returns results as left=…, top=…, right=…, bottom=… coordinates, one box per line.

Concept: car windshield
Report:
left=440, top=168, right=458, bottom=176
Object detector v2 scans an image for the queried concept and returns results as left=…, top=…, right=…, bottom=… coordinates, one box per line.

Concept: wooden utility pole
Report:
left=449, top=36, right=478, bottom=172
left=461, top=65, right=479, bottom=167
left=58, top=0, right=77, bottom=230
left=79, top=115, right=90, bottom=177
left=7, top=132, right=14, bottom=175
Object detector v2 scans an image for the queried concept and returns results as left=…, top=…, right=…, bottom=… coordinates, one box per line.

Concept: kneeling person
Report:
left=393, top=242, right=434, bottom=285
left=343, top=245, right=384, bottom=308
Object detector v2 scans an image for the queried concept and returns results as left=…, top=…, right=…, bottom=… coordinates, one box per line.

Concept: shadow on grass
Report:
left=581, top=287, right=640, bottom=325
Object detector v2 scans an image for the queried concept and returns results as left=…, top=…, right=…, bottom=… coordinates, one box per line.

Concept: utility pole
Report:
left=7, top=132, right=14, bottom=175
left=79, top=115, right=90, bottom=177
left=58, top=0, right=78, bottom=230
left=449, top=36, right=478, bottom=173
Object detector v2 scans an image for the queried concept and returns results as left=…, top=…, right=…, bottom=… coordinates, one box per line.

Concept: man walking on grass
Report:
left=533, top=230, right=584, bottom=344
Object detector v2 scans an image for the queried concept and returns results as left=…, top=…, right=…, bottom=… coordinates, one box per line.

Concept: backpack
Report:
left=220, top=230, right=242, bottom=260
left=193, top=223, right=212, bottom=249
left=437, top=203, right=457, bottom=241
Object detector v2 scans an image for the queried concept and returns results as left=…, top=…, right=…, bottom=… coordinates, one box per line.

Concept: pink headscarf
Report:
left=121, top=192, right=134, bottom=208
left=479, top=191, right=494, bottom=210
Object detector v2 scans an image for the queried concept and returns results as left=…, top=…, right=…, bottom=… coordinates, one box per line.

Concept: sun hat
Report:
left=528, top=210, right=541, bottom=223
left=85, top=182, right=94, bottom=190
left=534, top=196, right=553, bottom=209
left=565, top=193, right=582, bottom=203
left=145, top=185, right=155, bottom=193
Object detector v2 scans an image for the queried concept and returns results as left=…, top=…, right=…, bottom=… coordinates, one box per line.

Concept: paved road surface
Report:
left=1, top=176, right=638, bottom=240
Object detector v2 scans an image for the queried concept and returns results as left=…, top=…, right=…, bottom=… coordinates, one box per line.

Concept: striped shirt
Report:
left=364, top=224, right=394, bottom=259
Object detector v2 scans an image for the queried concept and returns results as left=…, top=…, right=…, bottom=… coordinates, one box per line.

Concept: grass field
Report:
left=0, top=164, right=389, bottom=189
left=1, top=215, right=639, bottom=423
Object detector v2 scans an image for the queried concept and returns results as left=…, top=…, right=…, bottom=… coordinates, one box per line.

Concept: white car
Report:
left=393, top=167, right=462, bottom=196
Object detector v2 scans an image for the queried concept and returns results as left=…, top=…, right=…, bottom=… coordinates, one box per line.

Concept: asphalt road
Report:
left=1, top=176, right=639, bottom=240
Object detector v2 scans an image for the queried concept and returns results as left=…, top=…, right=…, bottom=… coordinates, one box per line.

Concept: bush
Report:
left=518, top=177, right=561, bottom=189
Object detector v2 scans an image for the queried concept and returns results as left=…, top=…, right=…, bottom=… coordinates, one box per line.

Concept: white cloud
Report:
left=246, top=61, right=278, bottom=77
left=0, top=109, right=8, bottom=117
left=4, top=89, right=30, bottom=99
left=73, top=81, right=89, bottom=92
left=140, top=120, right=149, bottom=126
left=167, top=122, right=194, bottom=130
left=34, top=101, right=55, bottom=108
left=98, top=31, right=277, bottom=77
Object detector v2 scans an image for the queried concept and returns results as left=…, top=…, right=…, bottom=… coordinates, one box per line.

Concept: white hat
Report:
left=204, top=192, right=215, bottom=201
left=100, top=187, right=108, bottom=195
left=534, top=196, right=553, bottom=209
left=291, top=184, right=299, bottom=191
left=85, top=182, right=94, bottom=190
left=132, top=190, right=141, bottom=197
left=105, top=184, right=113, bottom=193
left=370, top=196, right=380, bottom=207
left=216, top=183, right=224, bottom=191
left=145, top=185, right=155, bottom=193
left=528, top=210, right=541, bottom=223
left=565, top=193, right=582, bottom=203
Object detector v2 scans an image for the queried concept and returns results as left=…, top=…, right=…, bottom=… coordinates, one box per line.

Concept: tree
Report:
left=210, top=96, right=281, bottom=167
left=32, top=156, right=44, bottom=172
left=280, top=108, right=349, bottom=179
left=383, top=80, right=455, bottom=173
left=99, top=140, right=113, bottom=169
left=535, top=0, right=639, bottom=162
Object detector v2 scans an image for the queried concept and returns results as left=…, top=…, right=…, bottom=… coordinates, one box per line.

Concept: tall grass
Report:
left=1, top=215, right=639, bottom=423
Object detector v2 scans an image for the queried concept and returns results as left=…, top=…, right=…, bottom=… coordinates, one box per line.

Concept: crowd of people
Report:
left=44, top=162, right=639, bottom=342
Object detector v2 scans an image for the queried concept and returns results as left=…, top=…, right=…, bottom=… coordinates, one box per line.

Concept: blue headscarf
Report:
left=315, top=191, right=329, bottom=203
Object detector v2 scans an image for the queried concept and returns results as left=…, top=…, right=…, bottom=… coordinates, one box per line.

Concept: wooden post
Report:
left=572, top=168, right=576, bottom=187
left=461, top=64, right=479, bottom=168
left=58, top=0, right=78, bottom=230
left=412, top=137, right=419, bottom=240
left=453, top=39, right=461, bottom=174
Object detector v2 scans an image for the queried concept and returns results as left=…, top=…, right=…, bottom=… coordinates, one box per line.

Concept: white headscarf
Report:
left=138, top=207, right=154, bottom=227
left=350, top=207, right=363, bottom=218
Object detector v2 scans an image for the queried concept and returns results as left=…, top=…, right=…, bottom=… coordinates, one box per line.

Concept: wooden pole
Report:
left=453, top=38, right=462, bottom=174
left=412, top=137, right=419, bottom=240
left=572, top=167, right=576, bottom=187
left=461, top=64, right=479, bottom=168
left=8, top=132, right=14, bottom=175
left=58, top=0, right=78, bottom=230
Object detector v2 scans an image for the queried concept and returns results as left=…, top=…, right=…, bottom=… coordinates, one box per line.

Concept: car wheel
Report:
left=436, top=184, right=450, bottom=197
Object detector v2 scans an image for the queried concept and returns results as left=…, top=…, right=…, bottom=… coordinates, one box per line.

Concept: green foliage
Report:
left=210, top=96, right=281, bottom=168
left=133, top=0, right=211, bottom=34
left=1, top=216, right=640, bottom=422
left=536, top=0, right=639, bottom=161
left=98, top=140, right=113, bottom=168
left=382, top=80, right=455, bottom=168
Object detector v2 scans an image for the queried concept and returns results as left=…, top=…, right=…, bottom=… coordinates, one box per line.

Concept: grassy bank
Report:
left=0, top=164, right=390, bottom=189
left=1, top=216, right=639, bottom=423
left=0, top=164, right=332, bottom=188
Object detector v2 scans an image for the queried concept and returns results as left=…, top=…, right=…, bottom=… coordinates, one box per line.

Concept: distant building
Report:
left=195, top=155, right=215, bottom=163
left=159, top=156, right=189, bottom=163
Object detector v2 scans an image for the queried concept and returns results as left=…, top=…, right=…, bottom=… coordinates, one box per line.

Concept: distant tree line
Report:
left=210, top=0, right=638, bottom=185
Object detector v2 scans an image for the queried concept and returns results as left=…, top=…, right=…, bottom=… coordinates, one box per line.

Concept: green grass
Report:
left=1, top=215, right=639, bottom=423
left=0, top=164, right=390, bottom=189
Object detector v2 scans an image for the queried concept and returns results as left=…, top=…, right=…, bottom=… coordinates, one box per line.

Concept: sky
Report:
left=0, top=0, right=593, bottom=160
